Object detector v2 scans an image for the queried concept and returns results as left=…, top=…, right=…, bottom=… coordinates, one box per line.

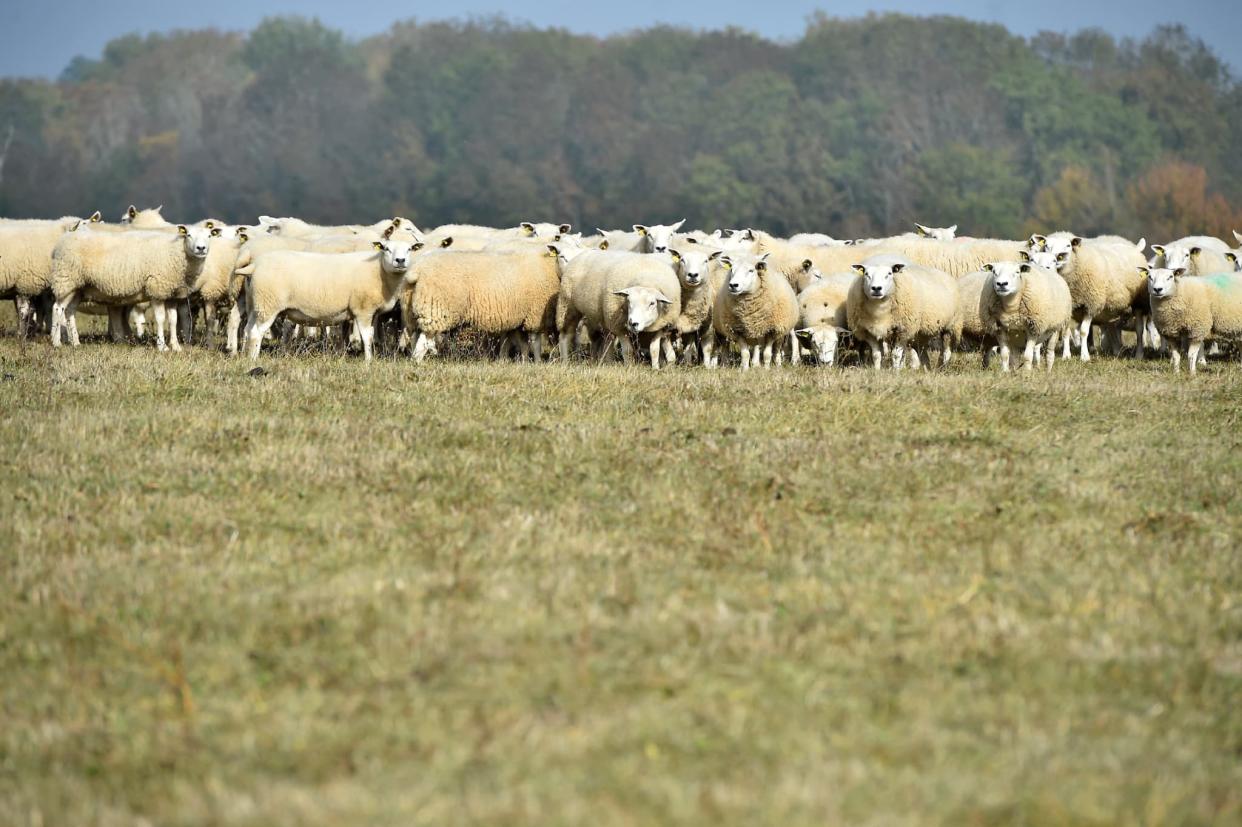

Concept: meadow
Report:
left=1, top=331, right=1240, bottom=825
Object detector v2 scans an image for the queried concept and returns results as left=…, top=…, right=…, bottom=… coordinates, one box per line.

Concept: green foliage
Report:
left=1, top=14, right=1239, bottom=239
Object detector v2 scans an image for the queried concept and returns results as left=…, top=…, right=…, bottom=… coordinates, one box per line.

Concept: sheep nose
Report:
left=628, top=320, right=640, bottom=332
left=870, top=287, right=882, bottom=296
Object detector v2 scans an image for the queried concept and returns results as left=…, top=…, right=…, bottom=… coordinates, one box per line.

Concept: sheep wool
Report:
left=712, top=252, right=800, bottom=370
left=795, top=272, right=855, bottom=365
left=979, top=261, right=1073, bottom=371
left=846, top=255, right=961, bottom=369
left=1146, top=269, right=1242, bottom=374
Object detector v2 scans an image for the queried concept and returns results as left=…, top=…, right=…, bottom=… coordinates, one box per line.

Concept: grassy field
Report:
left=2, top=330, right=1241, bottom=826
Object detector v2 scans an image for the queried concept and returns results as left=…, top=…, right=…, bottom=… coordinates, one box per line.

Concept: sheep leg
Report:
left=702, top=330, right=717, bottom=368
left=167, top=303, right=182, bottom=352
left=648, top=335, right=663, bottom=370
left=1022, top=334, right=1038, bottom=372
left=246, top=316, right=275, bottom=359
left=1046, top=331, right=1059, bottom=371
left=49, top=299, right=65, bottom=347
left=1077, top=316, right=1092, bottom=362
left=892, top=342, right=907, bottom=370
left=790, top=332, right=802, bottom=365
left=1132, top=315, right=1145, bottom=361
left=153, top=302, right=169, bottom=352
left=359, top=319, right=375, bottom=362
left=739, top=343, right=751, bottom=372
left=529, top=332, right=545, bottom=363
left=62, top=294, right=81, bottom=347
left=1187, top=340, right=1202, bottom=376
left=619, top=336, right=635, bottom=366
left=908, top=347, right=922, bottom=371
left=15, top=296, right=32, bottom=340
left=661, top=334, right=676, bottom=367
left=106, top=307, right=125, bottom=343
left=227, top=305, right=242, bottom=354
left=131, top=306, right=147, bottom=340
left=412, top=332, right=432, bottom=362
left=999, top=338, right=1012, bottom=372
left=1147, top=319, right=1163, bottom=353
left=203, top=303, right=217, bottom=350
left=762, top=340, right=774, bottom=369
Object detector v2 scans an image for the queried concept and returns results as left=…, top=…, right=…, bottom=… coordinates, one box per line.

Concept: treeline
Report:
left=1, top=13, right=1240, bottom=241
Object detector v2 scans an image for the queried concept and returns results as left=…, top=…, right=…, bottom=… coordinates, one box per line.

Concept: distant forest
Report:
left=1, top=14, right=1240, bottom=240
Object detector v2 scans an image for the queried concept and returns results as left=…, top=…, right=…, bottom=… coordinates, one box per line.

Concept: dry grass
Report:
left=1, top=328, right=1241, bottom=826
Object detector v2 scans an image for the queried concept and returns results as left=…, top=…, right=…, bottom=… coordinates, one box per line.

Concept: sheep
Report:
left=912, top=223, right=958, bottom=240
left=120, top=205, right=171, bottom=229
left=793, top=272, right=855, bottom=365
left=666, top=247, right=719, bottom=364
left=256, top=216, right=397, bottom=237
left=875, top=235, right=1025, bottom=279
left=1144, top=268, right=1242, bottom=374
left=845, top=255, right=961, bottom=370
left=403, top=242, right=586, bottom=363
left=1037, top=236, right=1147, bottom=361
left=50, top=224, right=219, bottom=351
left=788, top=233, right=855, bottom=247
left=0, top=217, right=88, bottom=339
left=241, top=238, right=424, bottom=361
left=752, top=233, right=891, bottom=293
left=712, top=252, right=800, bottom=370
left=556, top=250, right=680, bottom=367
left=979, top=261, right=1073, bottom=372
left=1150, top=237, right=1233, bottom=277
left=634, top=220, right=687, bottom=254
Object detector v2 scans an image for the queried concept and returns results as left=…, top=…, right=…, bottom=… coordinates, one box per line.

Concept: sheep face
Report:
left=721, top=253, right=769, bottom=296
left=1226, top=252, right=1239, bottom=272
left=985, top=262, right=1029, bottom=298
left=634, top=220, right=686, bottom=254
left=915, top=223, right=957, bottom=240
left=521, top=222, right=573, bottom=238
left=1153, top=245, right=1201, bottom=272
left=669, top=249, right=711, bottom=287
left=546, top=242, right=587, bottom=267
left=1019, top=249, right=1058, bottom=272
left=613, top=287, right=672, bottom=334
left=374, top=239, right=423, bottom=274
left=852, top=261, right=904, bottom=300
left=798, top=327, right=840, bottom=364
left=1143, top=267, right=1186, bottom=300
left=178, top=224, right=218, bottom=259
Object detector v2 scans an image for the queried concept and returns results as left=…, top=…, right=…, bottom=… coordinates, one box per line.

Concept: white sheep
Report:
left=403, top=242, right=586, bottom=363
left=793, top=272, right=855, bottom=365
left=912, top=223, right=958, bottom=240
left=845, top=255, right=961, bottom=369
left=788, top=233, right=854, bottom=247
left=0, top=217, right=87, bottom=338
left=666, top=247, right=719, bottom=364
left=241, top=238, right=423, bottom=361
left=634, top=220, right=687, bottom=254
left=1144, top=268, right=1242, bottom=374
left=712, top=252, right=800, bottom=370
left=50, top=224, right=219, bottom=351
left=120, top=205, right=171, bottom=229
left=1150, top=237, right=1233, bottom=277
left=1035, top=235, right=1147, bottom=361
left=877, top=235, right=1025, bottom=279
left=979, top=261, right=1073, bottom=372
left=556, top=250, right=680, bottom=367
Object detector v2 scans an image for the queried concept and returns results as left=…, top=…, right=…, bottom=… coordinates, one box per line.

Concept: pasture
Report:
left=2, top=329, right=1240, bottom=825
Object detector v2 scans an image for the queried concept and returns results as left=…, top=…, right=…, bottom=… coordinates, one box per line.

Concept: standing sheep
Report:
left=242, top=238, right=424, bottom=361
left=845, top=256, right=961, bottom=370
left=1040, top=236, right=1147, bottom=361
left=979, top=261, right=1073, bottom=372
left=667, top=247, right=718, bottom=365
left=50, top=224, right=219, bottom=351
left=712, top=252, right=800, bottom=371
left=556, top=250, right=680, bottom=368
left=1144, top=268, right=1242, bottom=374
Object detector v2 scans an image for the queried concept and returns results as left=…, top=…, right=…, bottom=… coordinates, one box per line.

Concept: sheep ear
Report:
left=413, top=242, right=424, bottom=251
left=383, top=224, right=395, bottom=239
left=204, top=220, right=215, bottom=229
left=545, top=244, right=560, bottom=258
left=851, top=264, right=866, bottom=276
left=1071, top=237, right=1083, bottom=248
left=1137, top=266, right=1150, bottom=276
left=599, top=240, right=610, bottom=250
left=1226, top=252, right=1237, bottom=265
left=558, top=223, right=572, bottom=234
left=948, top=225, right=957, bottom=234
left=1018, top=250, right=1032, bottom=262
left=177, top=224, right=188, bottom=236
left=708, top=250, right=722, bottom=261
left=520, top=222, right=536, bottom=236
left=655, top=292, right=673, bottom=306
left=1189, top=247, right=1202, bottom=256
left=210, top=227, right=222, bottom=237
left=1135, top=238, right=1146, bottom=253
left=914, top=223, right=929, bottom=237
left=1056, top=252, right=1068, bottom=263
left=1173, top=268, right=1187, bottom=278
left=668, top=249, right=681, bottom=263
left=756, top=260, right=767, bottom=272
left=685, top=237, right=698, bottom=244
left=982, top=263, right=994, bottom=273
left=844, top=239, right=856, bottom=246
left=1029, top=234, right=1046, bottom=249
left=795, top=328, right=814, bottom=339
left=372, top=241, right=384, bottom=251
left=891, top=263, right=905, bottom=273
left=1151, top=244, right=1165, bottom=256
left=238, top=232, right=249, bottom=243
left=89, top=211, right=102, bottom=222
left=719, top=256, right=733, bottom=270
left=801, top=259, right=813, bottom=271
left=671, top=219, right=686, bottom=231
left=634, top=225, right=648, bottom=236
left=127, top=205, right=137, bottom=219
left=612, top=288, right=634, bottom=298
left=440, top=237, right=453, bottom=248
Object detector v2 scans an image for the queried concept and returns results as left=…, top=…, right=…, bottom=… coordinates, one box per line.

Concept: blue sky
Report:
left=1, top=0, right=1236, bottom=78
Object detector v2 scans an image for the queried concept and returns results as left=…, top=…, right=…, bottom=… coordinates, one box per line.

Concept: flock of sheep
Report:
left=3, top=207, right=1242, bottom=374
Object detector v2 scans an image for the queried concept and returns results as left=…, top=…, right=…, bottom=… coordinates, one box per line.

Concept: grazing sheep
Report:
left=979, top=261, right=1073, bottom=372
left=404, top=242, right=585, bottom=363
left=241, top=238, right=424, bottom=361
left=1040, top=236, right=1147, bottom=361
left=846, top=255, right=961, bottom=370
left=50, top=224, right=219, bottom=351
left=794, top=272, right=855, bottom=365
left=712, top=252, right=800, bottom=371
left=556, top=250, right=680, bottom=367
left=1144, top=268, right=1242, bottom=374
